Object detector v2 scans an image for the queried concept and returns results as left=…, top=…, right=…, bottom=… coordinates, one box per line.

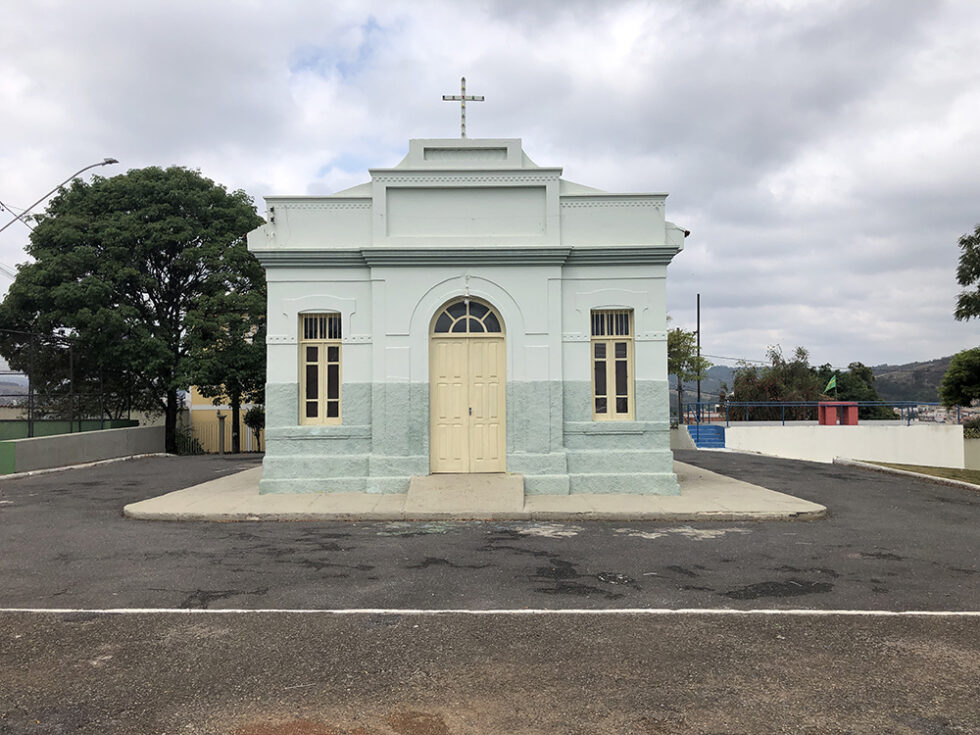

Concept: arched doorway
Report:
left=429, top=298, right=506, bottom=473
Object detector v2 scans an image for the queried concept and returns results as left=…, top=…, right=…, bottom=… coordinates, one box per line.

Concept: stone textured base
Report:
left=258, top=379, right=680, bottom=496
left=569, top=472, right=680, bottom=495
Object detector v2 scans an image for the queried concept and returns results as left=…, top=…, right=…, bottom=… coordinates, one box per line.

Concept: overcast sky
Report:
left=1, top=0, right=977, bottom=368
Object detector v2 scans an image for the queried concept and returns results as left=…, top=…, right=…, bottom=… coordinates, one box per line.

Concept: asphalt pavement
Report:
left=1, top=451, right=977, bottom=734
left=0, top=452, right=976, bottom=611
left=1, top=612, right=976, bottom=735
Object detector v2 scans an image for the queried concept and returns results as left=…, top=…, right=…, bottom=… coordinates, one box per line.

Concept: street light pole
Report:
left=0, top=158, right=119, bottom=235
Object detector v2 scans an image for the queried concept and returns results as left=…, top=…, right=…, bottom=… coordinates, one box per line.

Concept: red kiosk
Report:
left=818, top=401, right=858, bottom=426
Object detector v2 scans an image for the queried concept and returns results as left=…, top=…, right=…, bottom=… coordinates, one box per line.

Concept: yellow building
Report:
left=187, top=386, right=264, bottom=453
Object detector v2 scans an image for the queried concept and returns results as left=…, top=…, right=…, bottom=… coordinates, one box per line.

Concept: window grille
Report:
left=303, top=313, right=342, bottom=341
left=432, top=299, right=503, bottom=334
left=591, top=309, right=631, bottom=337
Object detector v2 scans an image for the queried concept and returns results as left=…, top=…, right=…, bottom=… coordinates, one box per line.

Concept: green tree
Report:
left=954, top=224, right=980, bottom=320
left=667, top=327, right=711, bottom=420
left=939, top=347, right=980, bottom=407
left=0, top=166, right=264, bottom=452
left=184, top=265, right=266, bottom=453
left=731, top=346, right=822, bottom=420
left=815, top=361, right=896, bottom=419
left=244, top=405, right=265, bottom=452
left=0, top=326, right=147, bottom=421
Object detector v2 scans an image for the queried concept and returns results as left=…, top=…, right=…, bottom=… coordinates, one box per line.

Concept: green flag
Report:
left=825, top=374, right=837, bottom=392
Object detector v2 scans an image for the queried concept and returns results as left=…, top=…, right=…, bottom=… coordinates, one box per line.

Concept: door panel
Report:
left=429, top=336, right=506, bottom=473
left=468, top=338, right=505, bottom=472
left=430, top=339, right=468, bottom=472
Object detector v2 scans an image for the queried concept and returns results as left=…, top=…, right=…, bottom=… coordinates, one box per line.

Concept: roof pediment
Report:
left=381, top=138, right=546, bottom=171
left=248, top=136, right=683, bottom=258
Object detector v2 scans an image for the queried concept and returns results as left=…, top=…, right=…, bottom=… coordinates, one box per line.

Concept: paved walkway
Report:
left=123, top=460, right=826, bottom=522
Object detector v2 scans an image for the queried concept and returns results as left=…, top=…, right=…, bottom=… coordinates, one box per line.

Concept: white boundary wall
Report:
left=725, top=424, right=965, bottom=468
left=5, top=426, right=165, bottom=474
left=965, top=438, right=980, bottom=470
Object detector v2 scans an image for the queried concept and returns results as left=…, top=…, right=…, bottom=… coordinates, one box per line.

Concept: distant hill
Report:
left=668, top=365, right=734, bottom=401
left=667, top=358, right=952, bottom=404
left=871, top=356, right=952, bottom=403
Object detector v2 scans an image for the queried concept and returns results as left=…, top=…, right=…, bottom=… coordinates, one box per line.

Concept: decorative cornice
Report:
left=372, top=173, right=558, bottom=185
left=252, top=250, right=367, bottom=267
left=560, top=199, right=665, bottom=209
left=277, top=201, right=371, bottom=211
left=565, top=247, right=679, bottom=265
left=636, top=331, right=668, bottom=341
left=268, top=334, right=372, bottom=344
left=563, top=420, right=669, bottom=435
left=266, top=425, right=372, bottom=440
left=361, top=247, right=571, bottom=266
left=562, top=331, right=668, bottom=342
left=252, top=245, right=679, bottom=268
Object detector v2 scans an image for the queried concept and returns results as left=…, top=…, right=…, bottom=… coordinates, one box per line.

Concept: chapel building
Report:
left=246, top=137, right=686, bottom=496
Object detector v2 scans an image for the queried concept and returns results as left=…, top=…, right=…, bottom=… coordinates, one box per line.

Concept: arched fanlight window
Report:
left=432, top=299, right=503, bottom=334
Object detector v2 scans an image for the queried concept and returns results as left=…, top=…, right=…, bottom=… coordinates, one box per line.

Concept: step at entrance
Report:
left=406, top=473, right=525, bottom=516
left=687, top=424, right=726, bottom=449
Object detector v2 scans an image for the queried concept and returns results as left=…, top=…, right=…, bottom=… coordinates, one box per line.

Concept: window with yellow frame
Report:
left=299, top=313, right=342, bottom=425
left=590, top=309, right=634, bottom=420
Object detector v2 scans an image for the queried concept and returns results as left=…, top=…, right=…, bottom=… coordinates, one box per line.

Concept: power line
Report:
left=700, top=354, right=858, bottom=372
left=701, top=353, right=767, bottom=365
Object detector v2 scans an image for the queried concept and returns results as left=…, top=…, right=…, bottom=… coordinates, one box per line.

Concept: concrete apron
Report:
left=406, top=473, right=525, bottom=515
left=122, top=461, right=827, bottom=522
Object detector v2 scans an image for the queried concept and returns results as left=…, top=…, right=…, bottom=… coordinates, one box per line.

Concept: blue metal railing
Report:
left=682, top=401, right=952, bottom=427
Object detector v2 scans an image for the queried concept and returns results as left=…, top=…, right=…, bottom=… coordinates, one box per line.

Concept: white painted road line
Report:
left=0, top=608, right=978, bottom=616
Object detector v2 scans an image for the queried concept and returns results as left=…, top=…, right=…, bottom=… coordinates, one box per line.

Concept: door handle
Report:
left=469, top=407, right=472, bottom=416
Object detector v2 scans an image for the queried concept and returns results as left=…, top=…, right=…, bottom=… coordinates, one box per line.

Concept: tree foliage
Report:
left=814, top=361, right=895, bottom=419
left=938, top=347, right=980, bottom=408
left=727, top=347, right=896, bottom=421
left=184, top=266, right=266, bottom=453
left=0, top=166, right=265, bottom=452
left=244, top=405, right=265, bottom=452
left=730, top=346, right=822, bottom=420
left=667, top=326, right=711, bottom=418
left=954, top=224, right=980, bottom=321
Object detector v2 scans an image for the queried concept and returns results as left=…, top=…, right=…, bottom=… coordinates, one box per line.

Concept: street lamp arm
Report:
left=0, top=198, right=34, bottom=231
left=0, top=158, right=119, bottom=235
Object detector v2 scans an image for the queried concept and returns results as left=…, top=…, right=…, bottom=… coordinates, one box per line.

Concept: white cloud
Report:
left=1, top=0, right=978, bottom=365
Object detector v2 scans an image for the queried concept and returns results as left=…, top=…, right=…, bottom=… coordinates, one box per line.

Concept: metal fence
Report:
left=189, top=420, right=262, bottom=454
left=0, top=388, right=138, bottom=438
left=682, top=401, right=963, bottom=427
left=1, top=327, right=152, bottom=438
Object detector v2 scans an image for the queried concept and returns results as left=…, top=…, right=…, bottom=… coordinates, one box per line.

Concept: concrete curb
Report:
left=1, top=453, right=172, bottom=481
left=122, top=461, right=828, bottom=523
left=123, top=507, right=828, bottom=523
left=833, top=458, right=980, bottom=492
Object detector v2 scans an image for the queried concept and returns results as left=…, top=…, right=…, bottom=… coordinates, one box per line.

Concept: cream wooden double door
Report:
left=429, top=337, right=506, bottom=473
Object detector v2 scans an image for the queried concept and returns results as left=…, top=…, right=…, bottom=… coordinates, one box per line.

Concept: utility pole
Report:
left=696, top=293, right=701, bottom=422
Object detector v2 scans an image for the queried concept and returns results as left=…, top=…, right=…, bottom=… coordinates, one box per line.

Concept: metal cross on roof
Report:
left=442, top=76, right=484, bottom=138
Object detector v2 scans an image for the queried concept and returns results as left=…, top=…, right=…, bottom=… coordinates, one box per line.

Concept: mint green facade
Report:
left=248, top=138, right=686, bottom=497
